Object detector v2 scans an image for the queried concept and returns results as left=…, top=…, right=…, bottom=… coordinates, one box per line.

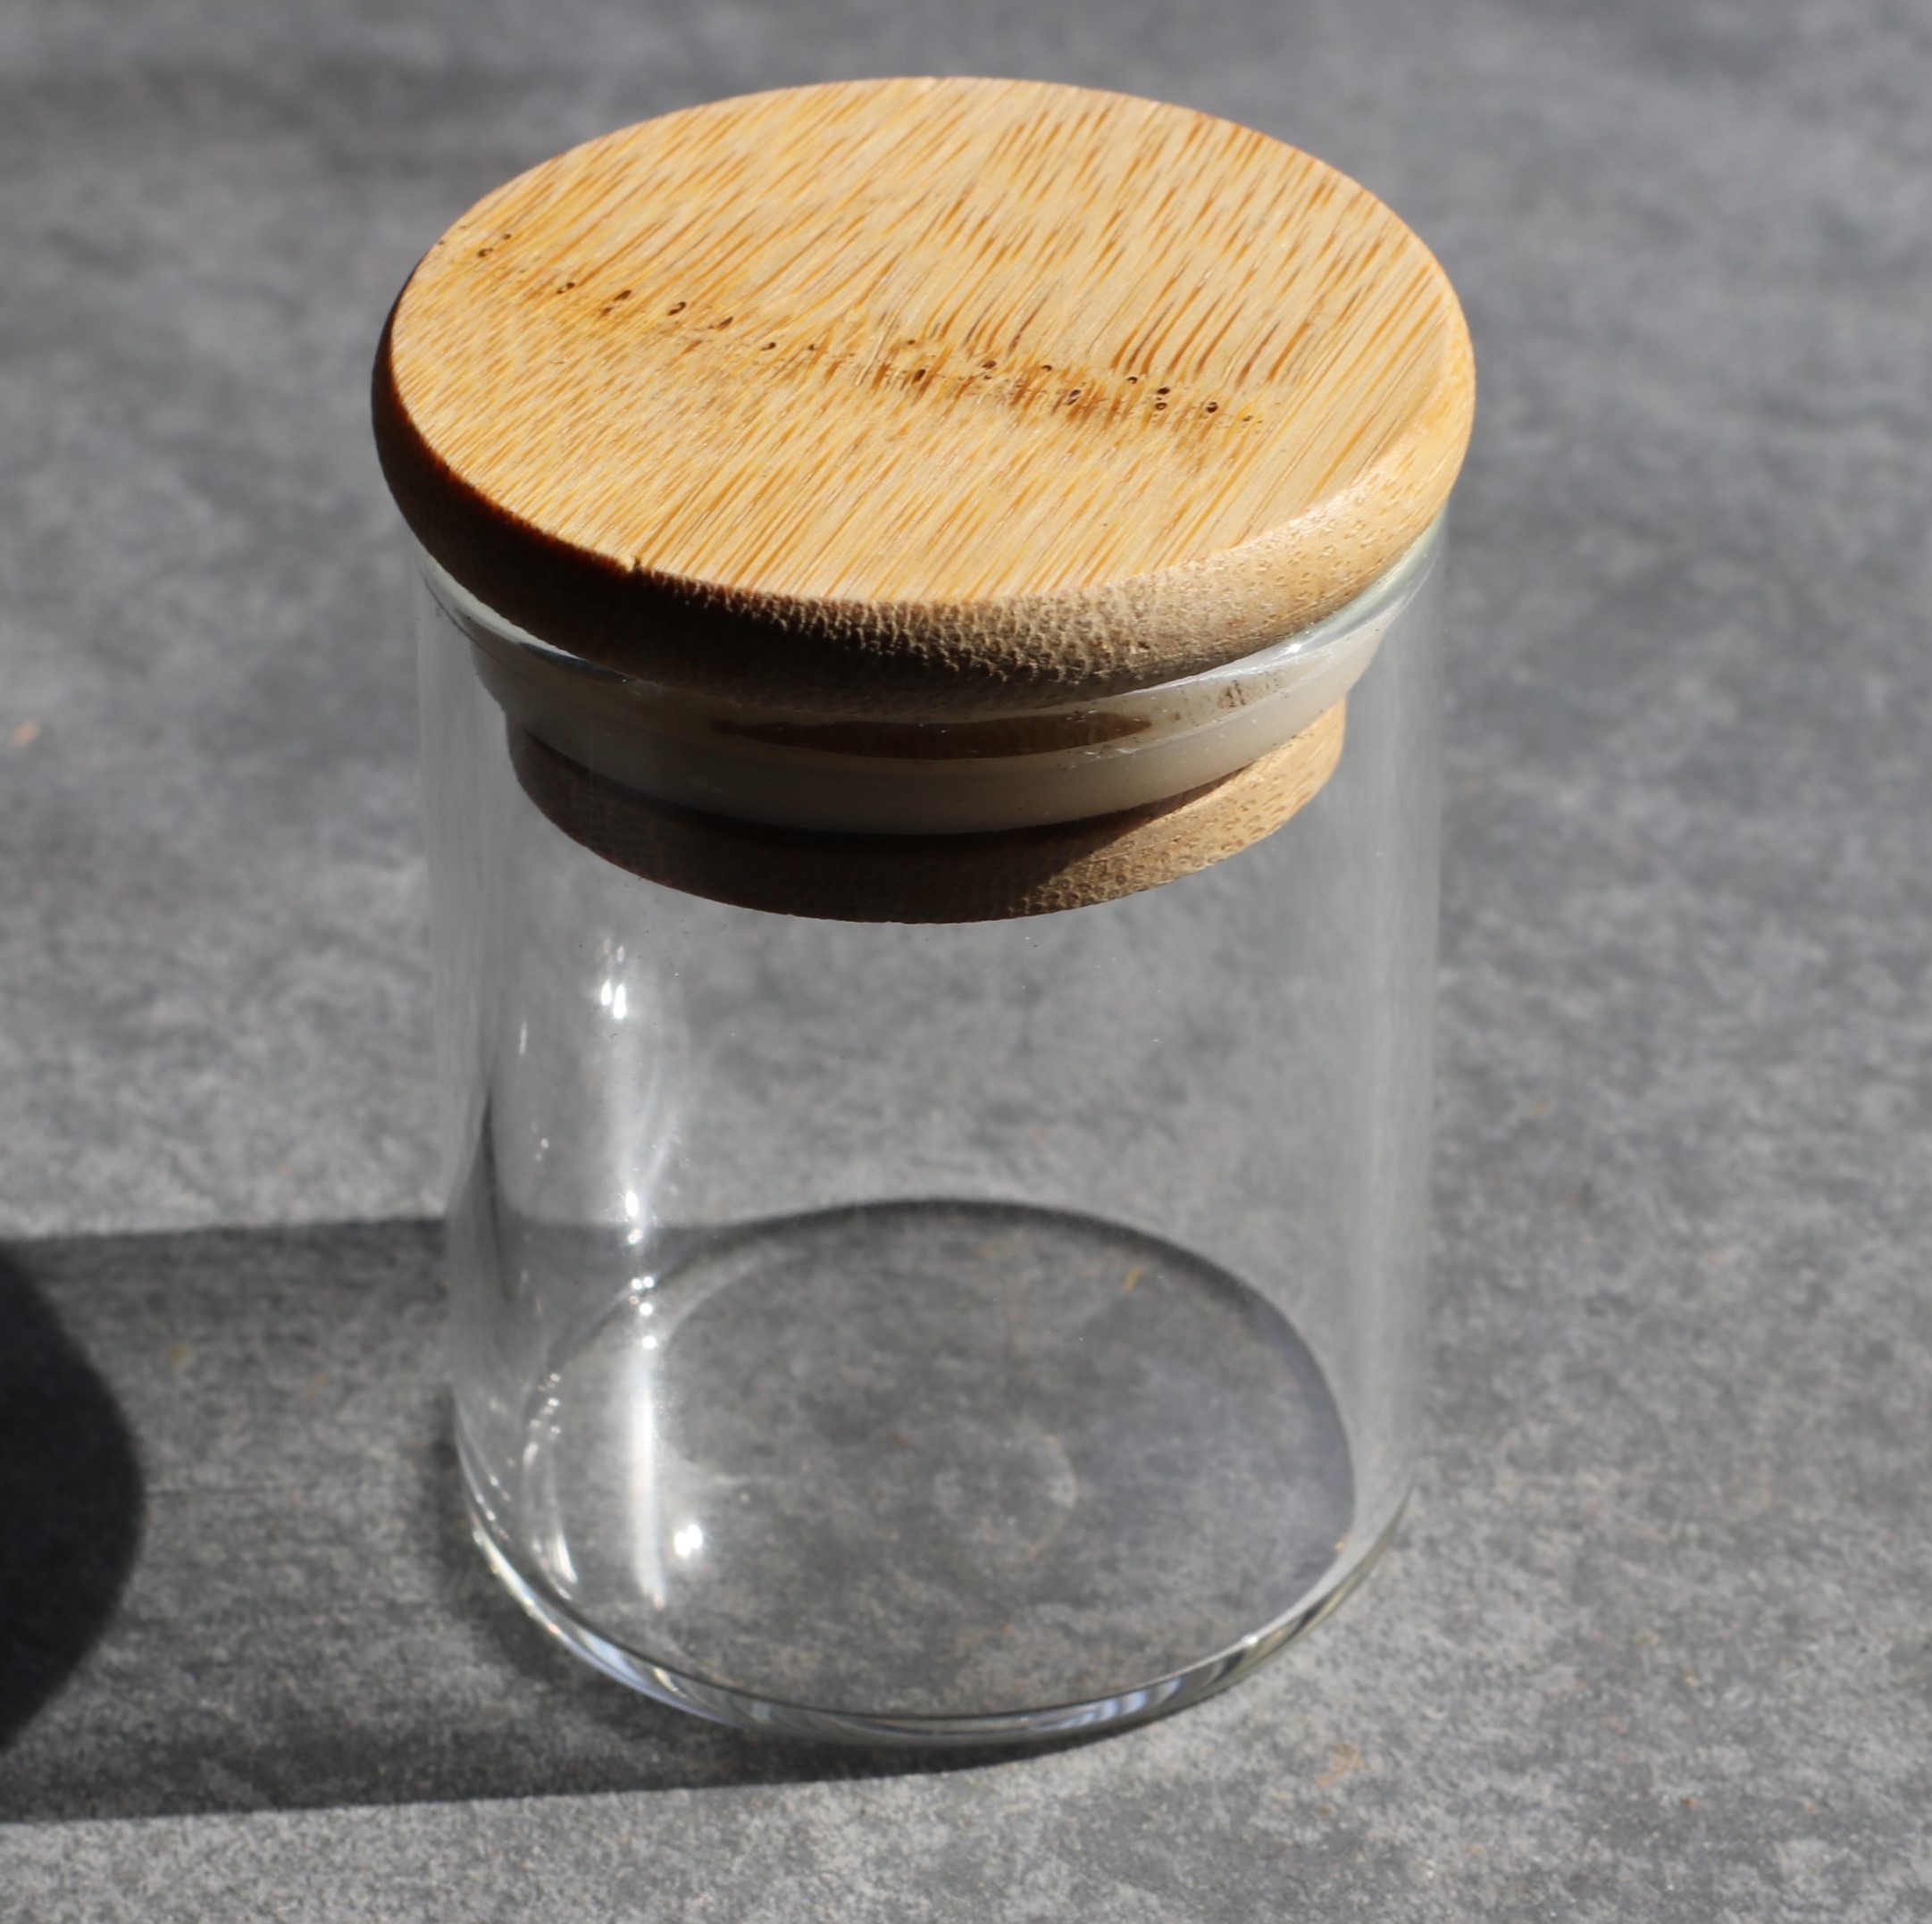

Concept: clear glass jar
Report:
left=379, top=73, right=1474, bottom=1744
left=414, top=523, right=1446, bottom=1744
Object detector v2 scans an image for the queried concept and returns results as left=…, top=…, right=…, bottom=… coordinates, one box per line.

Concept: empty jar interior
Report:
left=416, top=538, right=1444, bottom=1740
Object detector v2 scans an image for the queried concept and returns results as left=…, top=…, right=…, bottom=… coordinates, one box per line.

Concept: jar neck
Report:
left=420, top=521, right=1439, bottom=838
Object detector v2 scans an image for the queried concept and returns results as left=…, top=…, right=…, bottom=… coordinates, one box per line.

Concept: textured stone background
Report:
left=2, top=0, right=1928, bottom=1916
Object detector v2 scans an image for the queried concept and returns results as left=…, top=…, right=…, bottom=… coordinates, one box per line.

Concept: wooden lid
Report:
left=376, top=77, right=1473, bottom=718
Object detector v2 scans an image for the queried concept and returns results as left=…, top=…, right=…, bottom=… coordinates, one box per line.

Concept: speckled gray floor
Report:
left=2, top=0, right=1929, bottom=1918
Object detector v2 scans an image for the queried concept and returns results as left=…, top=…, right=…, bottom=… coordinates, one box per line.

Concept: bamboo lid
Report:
left=375, top=76, right=1473, bottom=719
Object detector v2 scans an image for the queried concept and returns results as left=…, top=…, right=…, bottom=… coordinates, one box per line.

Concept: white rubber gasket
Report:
left=421, top=523, right=1439, bottom=836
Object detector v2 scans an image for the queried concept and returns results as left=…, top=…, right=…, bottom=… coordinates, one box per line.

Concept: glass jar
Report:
left=378, top=77, right=1472, bottom=1743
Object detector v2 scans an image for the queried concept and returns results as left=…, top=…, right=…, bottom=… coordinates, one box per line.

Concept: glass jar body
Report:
left=416, top=540, right=1445, bottom=1743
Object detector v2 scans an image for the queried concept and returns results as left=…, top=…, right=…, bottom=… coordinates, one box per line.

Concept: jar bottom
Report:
left=460, top=1199, right=1391, bottom=1744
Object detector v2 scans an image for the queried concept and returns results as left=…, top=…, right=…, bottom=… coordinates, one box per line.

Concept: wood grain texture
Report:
left=377, top=78, right=1472, bottom=717
left=507, top=700, right=1346, bottom=921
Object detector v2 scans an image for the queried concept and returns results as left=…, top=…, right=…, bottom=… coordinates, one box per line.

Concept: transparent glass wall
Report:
left=416, top=538, right=1444, bottom=1743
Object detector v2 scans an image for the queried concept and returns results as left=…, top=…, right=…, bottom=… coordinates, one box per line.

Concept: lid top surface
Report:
left=378, top=77, right=1472, bottom=706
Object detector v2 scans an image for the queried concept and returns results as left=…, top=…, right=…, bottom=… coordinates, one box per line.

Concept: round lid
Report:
left=375, top=76, right=1473, bottom=718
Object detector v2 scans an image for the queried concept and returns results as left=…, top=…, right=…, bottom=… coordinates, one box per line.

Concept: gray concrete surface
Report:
left=2, top=0, right=1929, bottom=1916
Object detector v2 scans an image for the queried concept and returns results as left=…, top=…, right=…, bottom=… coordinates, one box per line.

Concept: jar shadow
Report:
left=0, top=1250, right=143, bottom=1753
left=0, top=1217, right=1093, bottom=1823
